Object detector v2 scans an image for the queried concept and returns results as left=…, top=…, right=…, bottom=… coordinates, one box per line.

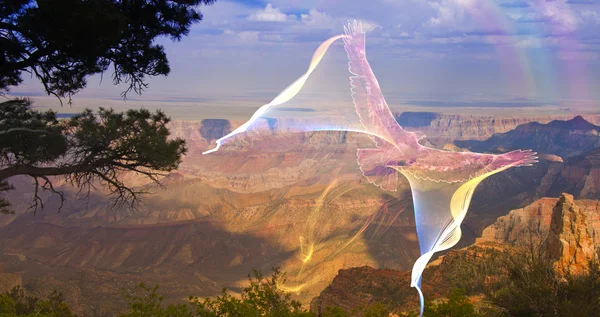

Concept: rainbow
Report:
left=461, top=0, right=593, bottom=103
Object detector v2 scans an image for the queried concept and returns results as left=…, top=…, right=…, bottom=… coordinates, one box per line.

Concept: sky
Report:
left=12, top=0, right=600, bottom=108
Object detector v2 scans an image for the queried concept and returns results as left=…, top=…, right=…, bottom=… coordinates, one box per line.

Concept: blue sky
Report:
left=13, top=0, right=600, bottom=106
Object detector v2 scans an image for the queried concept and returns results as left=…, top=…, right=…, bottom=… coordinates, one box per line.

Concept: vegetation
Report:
left=5, top=260, right=600, bottom=317
left=435, top=247, right=505, bottom=294
left=1, top=1, right=222, bottom=213
left=0, top=98, right=187, bottom=213
left=422, top=288, right=482, bottom=317
left=1, top=0, right=215, bottom=100
left=0, top=286, right=75, bottom=317
left=119, top=268, right=312, bottom=317
left=192, top=268, right=312, bottom=317
left=489, top=246, right=600, bottom=316
left=419, top=229, right=600, bottom=317
left=113, top=258, right=600, bottom=317
left=321, top=302, right=390, bottom=317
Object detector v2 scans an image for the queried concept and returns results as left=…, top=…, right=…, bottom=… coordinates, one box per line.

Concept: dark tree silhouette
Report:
left=0, top=98, right=187, bottom=213
left=0, top=1, right=217, bottom=213
left=1, top=0, right=215, bottom=101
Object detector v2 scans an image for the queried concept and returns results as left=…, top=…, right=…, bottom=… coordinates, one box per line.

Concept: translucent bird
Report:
left=204, top=21, right=537, bottom=316
left=342, top=21, right=536, bottom=316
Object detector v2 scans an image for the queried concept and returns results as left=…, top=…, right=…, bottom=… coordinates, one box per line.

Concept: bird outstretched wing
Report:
left=401, top=149, right=539, bottom=183
left=343, top=21, right=423, bottom=148
left=344, top=21, right=426, bottom=191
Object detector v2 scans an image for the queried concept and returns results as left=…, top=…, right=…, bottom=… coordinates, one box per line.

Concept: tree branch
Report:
left=0, top=127, right=51, bottom=135
left=0, top=165, right=87, bottom=180
left=39, top=175, right=65, bottom=212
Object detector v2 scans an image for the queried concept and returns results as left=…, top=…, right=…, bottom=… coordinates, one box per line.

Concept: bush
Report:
left=193, top=268, right=312, bottom=317
left=488, top=235, right=600, bottom=317
left=423, top=288, right=482, bottom=317
left=321, top=306, right=349, bottom=317
left=119, top=268, right=313, bottom=317
left=0, top=286, right=76, bottom=317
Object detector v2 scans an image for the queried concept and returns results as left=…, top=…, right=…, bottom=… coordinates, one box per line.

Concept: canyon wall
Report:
left=395, top=112, right=600, bottom=144
left=312, top=194, right=600, bottom=315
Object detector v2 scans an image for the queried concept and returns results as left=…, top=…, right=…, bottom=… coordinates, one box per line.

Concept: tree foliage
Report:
left=321, top=302, right=392, bottom=317
left=1, top=0, right=212, bottom=212
left=422, top=288, right=481, bottom=317
left=193, top=268, right=312, bottom=317
left=0, top=98, right=186, bottom=213
left=119, top=268, right=313, bottom=317
left=118, top=283, right=193, bottom=317
left=490, top=245, right=600, bottom=316
left=1, top=0, right=215, bottom=100
left=0, top=286, right=76, bottom=317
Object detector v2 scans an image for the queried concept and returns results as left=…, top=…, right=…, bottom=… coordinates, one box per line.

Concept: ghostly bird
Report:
left=204, top=20, right=537, bottom=317
left=342, top=20, right=536, bottom=315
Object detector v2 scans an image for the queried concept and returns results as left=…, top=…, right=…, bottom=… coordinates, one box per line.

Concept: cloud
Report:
left=580, top=9, right=600, bottom=23
left=248, top=3, right=295, bottom=22
left=500, top=1, right=530, bottom=8
left=527, top=0, right=579, bottom=33
left=16, top=0, right=600, bottom=103
left=224, top=29, right=260, bottom=43
left=425, top=0, right=506, bottom=36
left=566, top=0, right=600, bottom=4
left=300, top=9, right=335, bottom=29
left=299, top=9, right=379, bottom=32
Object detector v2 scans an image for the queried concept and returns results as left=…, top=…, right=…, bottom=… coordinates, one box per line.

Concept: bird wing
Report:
left=401, top=148, right=538, bottom=183
left=343, top=21, right=422, bottom=148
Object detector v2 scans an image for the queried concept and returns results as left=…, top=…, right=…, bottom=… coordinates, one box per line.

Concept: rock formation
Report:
left=456, top=116, right=600, bottom=158
left=309, top=266, right=413, bottom=315
left=313, top=195, right=600, bottom=315
left=478, top=195, right=600, bottom=249
left=545, top=193, right=597, bottom=275
left=396, top=112, right=600, bottom=145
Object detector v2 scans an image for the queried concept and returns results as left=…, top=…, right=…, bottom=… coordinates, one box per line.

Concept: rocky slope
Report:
left=477, top=194, right=600, bottom=248
left=0, top=174, right=419, bottom=315
left=456, top=116, right=600, bottom=158
left=0, top=270, right=21, bottom=294
left=311, top=194, right=600, bottom=315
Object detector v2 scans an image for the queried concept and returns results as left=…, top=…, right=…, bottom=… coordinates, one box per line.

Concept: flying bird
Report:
left=204, top=20, right=537, bottom=316
left=343, top=21, right=536, bottom=191
left=343, top=20, right=536, bottom=315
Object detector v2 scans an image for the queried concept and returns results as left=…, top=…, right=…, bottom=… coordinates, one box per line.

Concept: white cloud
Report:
left=248, top=3, right=295, bottom=22
left=580, top=9, right=600, bottom=24
left=425, top=0, right=501, bottom=35
left=528, top=0, right=579, bottom=33
left=300, top=9, right=335, bottom=29
left=428, top=0, right=471, bottom=26
left=298, top=9, right=379, bottom=33
left=361, top=21, right=380, bottom=33
left=222, top=29, right=260, bottom=43
left=238, top=31, right=260, bottom=42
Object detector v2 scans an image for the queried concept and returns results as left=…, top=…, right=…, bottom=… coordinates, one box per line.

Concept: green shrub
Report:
left=423, top=288, right=482, bottom=317
left=0, top=286, right=76, bottom=317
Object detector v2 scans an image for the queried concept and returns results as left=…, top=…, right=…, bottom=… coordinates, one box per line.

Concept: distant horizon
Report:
left=7, top=0, right=600, bottom=106
left=10, top=94, right=599, bottom=122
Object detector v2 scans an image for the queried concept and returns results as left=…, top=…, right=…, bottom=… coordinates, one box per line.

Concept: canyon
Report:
left=1, top=111, right=600, bottom=315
